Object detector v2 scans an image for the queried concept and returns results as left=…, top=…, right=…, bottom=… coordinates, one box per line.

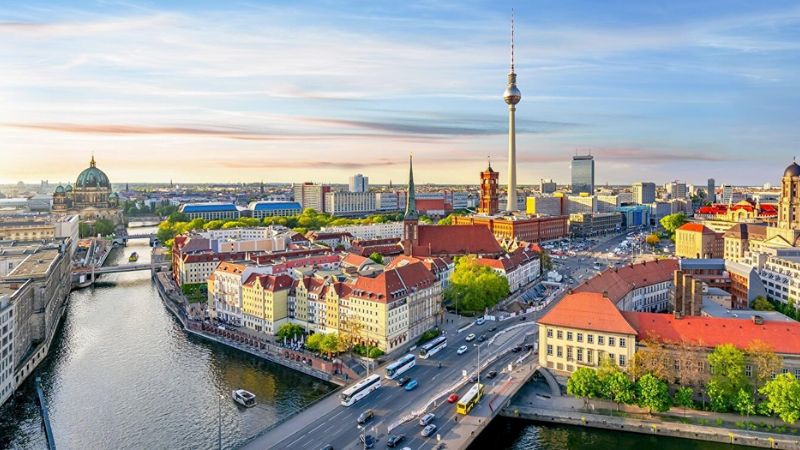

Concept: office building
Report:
left=675, top=223, right=723, bottom=259
left=348, top=174, right=369, bottom=193
left=632, top=182, right=656, bottom=204
left=293, top=183, right=331, bottom=212
left=539, top=179, right=557, bottom=194
left=323, top=192, right=376, bottom=217
left=566, top=194, right=597, bottom=214
left=666, top=181, right=687, bottom=199
left=247, top=201, right=302, bottom=218
left=571, top=154, right=595, bottom=195
left=721, top=184, right=734, bottom=204
left=707, top=178, right=716, bottom=203
left=179, top=202, right=241, bottom=221
left=569, top=212, right=622, bottom=237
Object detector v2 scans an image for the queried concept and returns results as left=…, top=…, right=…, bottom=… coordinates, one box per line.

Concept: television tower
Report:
left=504, top=10, right=522, bottom=212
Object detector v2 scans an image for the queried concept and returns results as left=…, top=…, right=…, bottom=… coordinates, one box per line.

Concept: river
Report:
left=0, top=229, right=334, bottom=449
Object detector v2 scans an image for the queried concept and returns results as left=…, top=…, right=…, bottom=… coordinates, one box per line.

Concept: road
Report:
left=265, top=317, right=536, bottom=450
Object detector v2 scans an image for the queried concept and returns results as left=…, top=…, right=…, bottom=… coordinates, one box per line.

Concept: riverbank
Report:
left=153, top=271, right=347, bottom=386
left=503, top=381, right=800, bottom=449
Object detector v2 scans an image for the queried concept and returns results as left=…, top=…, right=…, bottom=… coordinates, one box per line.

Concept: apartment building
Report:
left=676, top=223, right=723, bottom=259
left=475, top=247, right=541, bottom=294
left=241, top=274, right=293, bottom=334
left=320, top=222, right=403, bottom=240
left=574, top=259, right=678, bottom=313
left=324, top=191, right=377, bottom=216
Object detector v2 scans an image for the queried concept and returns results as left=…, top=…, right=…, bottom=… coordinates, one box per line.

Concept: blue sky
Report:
left=2, top=1, right=800, bottom=186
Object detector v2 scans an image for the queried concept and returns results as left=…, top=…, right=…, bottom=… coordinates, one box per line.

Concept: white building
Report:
left=320, top=222, right=403, bottom=240
left=760, top=255, right=800, bottom=306
left=375, top=191, right=406, bottom=212
left=476, top=248, right=541, bottom=294
left=179, top=202, right=241, bottom=221
left=348, top=174, right=369, bottom=193
left=323, top=191, right=376, bottom=216
left=567, top=195, right=597, bottom=214
left=632, top=182, right=656, bottom=204
left=247, top=201, right=302, bottom=218
left=596, top=194, right=624, bottom=213
left=0, top=287, right=15, bottom=405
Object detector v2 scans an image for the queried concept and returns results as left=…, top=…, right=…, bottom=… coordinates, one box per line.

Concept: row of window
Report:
left=546, top=345, right=627, bottom=367
left=547, top=328, right=627, bottom=348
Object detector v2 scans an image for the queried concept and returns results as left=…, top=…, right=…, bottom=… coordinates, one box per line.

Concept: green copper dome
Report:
left=76, top=156, right=110, bottom=188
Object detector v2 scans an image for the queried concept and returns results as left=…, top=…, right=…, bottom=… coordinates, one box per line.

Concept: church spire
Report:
left=404, top=154, right=418, bottom=220
left=90, top=154, right=96, bottom=168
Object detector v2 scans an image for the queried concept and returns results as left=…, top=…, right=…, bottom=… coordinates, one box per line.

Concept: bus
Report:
left=455, top=382, right=485, bottom=415
left=385, top=354, right=416, bottom=380
left=418, top=336, right=447, bottom=359
left=340, top=374, right=382, bottom=406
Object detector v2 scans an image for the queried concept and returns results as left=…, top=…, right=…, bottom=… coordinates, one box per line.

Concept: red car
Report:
left=447, top=393, right=459, bottom=403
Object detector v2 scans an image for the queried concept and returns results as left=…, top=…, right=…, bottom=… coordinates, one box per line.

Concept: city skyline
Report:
left=3, top=1, right=800, bottom=185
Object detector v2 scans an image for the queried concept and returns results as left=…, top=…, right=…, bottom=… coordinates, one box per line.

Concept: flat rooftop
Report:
left=702, top=298, right=795, bottom=323
left=7, top=248, right=61, bottom=278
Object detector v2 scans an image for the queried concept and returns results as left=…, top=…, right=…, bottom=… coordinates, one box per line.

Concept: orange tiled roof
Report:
left=573, top=259, right=678, bottom=303
left=411, top=224, right=502, bottom=256
left=539, top=291, right=637, bottom=335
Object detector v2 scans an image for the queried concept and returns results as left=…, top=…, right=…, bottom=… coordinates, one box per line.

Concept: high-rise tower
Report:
left=504, top=11, right=521, bottom=212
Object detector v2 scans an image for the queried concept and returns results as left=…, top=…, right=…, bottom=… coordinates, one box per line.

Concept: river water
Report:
left=0, top=228, right=759, bottom=450
left=0, top=230, right=333, bottom=449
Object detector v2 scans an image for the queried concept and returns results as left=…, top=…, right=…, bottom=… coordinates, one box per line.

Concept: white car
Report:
left=457, top=345, right=468, bottom=355
left=465, top=333, right=476, bottom=342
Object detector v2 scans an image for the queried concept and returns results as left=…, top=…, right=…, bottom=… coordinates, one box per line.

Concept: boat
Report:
left=232, top=389, right=256, bottom=408
left=128, top=252, right=138, bottom=262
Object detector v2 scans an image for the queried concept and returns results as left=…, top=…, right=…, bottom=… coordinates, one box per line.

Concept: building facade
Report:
left=323, top=191, right=376, bottom=216
left=179, top=203, right=240, bottom=221
left=571, top=154, right=595, bottom=195
left=293, top=183, right=331, bottom=212
left=247, top=201, right=302, bottom=218
left=477, top=163, right=499, bottom=216
left=633, top=182, right=656, bottom=204
left=349, top=174, right=369, bottom=193
left=676, top=223, right=723, bottom=259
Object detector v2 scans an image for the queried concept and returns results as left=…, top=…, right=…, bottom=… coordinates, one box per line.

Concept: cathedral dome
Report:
left=65, top=184, right=73, bottom=192
left=785, top=160, right=800, bottom=178
left=76, top=156, right=110, bottom=188
left=55, top=185, right=65, bottom=194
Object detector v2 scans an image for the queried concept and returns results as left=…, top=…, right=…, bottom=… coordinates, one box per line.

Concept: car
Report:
left=468, top=375, right=478, bottom=383
left=488, top=326, right=497, bottom=332
left=524, top=344, right=535, bottom=351
left=519, top=315, right=527, bottom=321
left=421, top=424, right=437, bottom=437
left=404, top=379, right=419, bottom=391
left=360, top=434, right=376, bottom=448
left=457, top=345, right=468, bottom=355
left=320, top=446, right=334, bottom=450
left=465, top=333, right=476, bottom=342
left=511, top=346, right=523, bottom=353
left=357, top=409, right=374, bottom=425
left=477, top=334, right=487, bottom=342
left=487, top=369, right=498, bottom=379
left=419, top=413, right=436, bottom=426
left=396, top=376, right=410, bottom=386
left=447, top=393, right=459, bottom=403
left=475, top=317, right=485, bottom=326
left=387, top=434, right=405, bottom=448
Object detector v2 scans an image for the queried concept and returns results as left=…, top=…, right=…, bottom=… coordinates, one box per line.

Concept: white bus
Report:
left=385, top=354, right=416, bottom=380
left=341, top=374, right=382, bottom=406
left=418, top=336, right=447, bottom=359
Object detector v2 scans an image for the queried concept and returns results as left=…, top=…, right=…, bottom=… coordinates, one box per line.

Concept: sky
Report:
left=2, top=1, right=800, bottom=187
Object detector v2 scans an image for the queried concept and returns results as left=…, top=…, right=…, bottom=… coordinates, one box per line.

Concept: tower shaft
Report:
left=507, top=105, right=517, bottom=211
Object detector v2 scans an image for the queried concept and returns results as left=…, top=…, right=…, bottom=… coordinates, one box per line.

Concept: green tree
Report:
left=203, top=220, right=226, bottom=230
left=167, top=211, right=189, bottom=223
left=319, top=333, right=342, bottom=357
left=443, top=256, right=510, bottom=313
left=540, top=251, right=553, bottom=271
left=636, top=374, right=671, bottom=414
left=566, top=367, right=602, bottom=407
left=707, top=344, right=749, bottom=412
left=602, top=371, right=636, bottom=411
left=93, top=219, right=115, bottom=236
left=276, top=323, right=304, bottom=341
left=752, top=296, right=775, bottom=311
left=673, top=386, right=694, bottom=417
left=368, top=252, right=384, bottom=264
left=760, top=372, right=800, bottom=424
left=306, top=333, right=324, bottom=352
left=659, top=213, right=687, bottom=239
left=733, top=388, right=756, bottom=417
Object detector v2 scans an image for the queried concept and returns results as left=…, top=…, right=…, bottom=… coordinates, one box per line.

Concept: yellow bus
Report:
left=455, top=383, right=484, bottom=415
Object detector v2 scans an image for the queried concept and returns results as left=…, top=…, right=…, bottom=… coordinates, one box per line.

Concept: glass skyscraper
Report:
left=571, top=154, right=595, bottom=195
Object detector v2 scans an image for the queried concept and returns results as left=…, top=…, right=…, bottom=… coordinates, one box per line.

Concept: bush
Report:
left=416, top=328, right=441, bottom=345
left=181, top=283, right=207, bottom=303
left=353, top=344, right=385, bottom=359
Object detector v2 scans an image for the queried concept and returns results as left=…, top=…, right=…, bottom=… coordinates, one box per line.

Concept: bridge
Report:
left=111, top=233, right=158, bottom=246
left=73, top=261, right=170, bottom=287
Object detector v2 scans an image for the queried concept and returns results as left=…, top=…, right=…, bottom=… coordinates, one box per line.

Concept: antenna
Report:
left=511, top=8, right=515, bottom=72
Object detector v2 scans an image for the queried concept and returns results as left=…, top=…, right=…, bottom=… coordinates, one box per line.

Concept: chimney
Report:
left=674, top=310, right=682, bottom=320
left=752, top=315, right=764, bottom=325
left=602, top=290, right=609, bottom=298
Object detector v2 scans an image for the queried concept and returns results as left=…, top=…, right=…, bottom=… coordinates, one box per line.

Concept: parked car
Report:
left=404, top=379, right=419, bottom=391
left=487, top=369, right=498, bottom=379
left=465, top=333, right=476, bottom=342
left=457, top=345, right=468, bottom=355
left=396, top=376, right=410, bottom=386
left=421, top=424, right=437, bottom=437
left=475, top=318, right=485, bottom=326
left=357, top=409, right=374, bottom=425
left=419, top=413, right=436, bottom=426
left=387, top=434, right=405, bottom=448
left=360, top=434, right=376, bottom=449
left=447, top=393, right=459, bottom=403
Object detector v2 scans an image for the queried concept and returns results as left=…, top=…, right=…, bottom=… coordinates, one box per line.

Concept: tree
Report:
left=659, top=213, right=687, bottom=239
left=747, top=339, right=782, bottom=391
left=752, top=296, right=775, bottom=311
left=443, top=256, right=510, bottom=313
left=760, top=372, right=800, bottom=424
left=673, top=386, right=694, bottom=417
left=602, top=371, right=636, bottom=411
left=306, top=333, right=324, bottom=352
left=540, top=251, right=553, bottom=271
left=94, top=219, right=115, bottom=236
left=319, top=333, right=343, bottom=357
left=368, top=252, right=384, bottom=264
left=630, top=339, right=674, bottom=382
left=566, top=367, right=601, bottom=407
left=167, top=211, right=189, bottom=223
left=707, top=344, right=749, bottom=412
left=276, top=323, right=304, bottom=341
left=636, top=374, right=671, bottom=414
left=733, top=388, right=756, bottom=418
left=645, top=234, right=660, bottom=248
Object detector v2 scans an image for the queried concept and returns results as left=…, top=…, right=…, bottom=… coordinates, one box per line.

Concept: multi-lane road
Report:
left=267, top=317, right=536, bottom=450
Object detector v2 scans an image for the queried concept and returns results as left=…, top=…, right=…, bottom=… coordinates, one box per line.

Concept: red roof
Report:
left=678, top=223, right=715, bottom=234
left=574, top=259, right=678, bottom=303
left=244, top=273, right=293, bottom=291
left=416, top=198, right=447, bottom=212
left=622, top=312, right=800, bottom=354
left=350, top=261, right=436, bottom=303
left=539, top=292, right=637, bottom=335
left=410, top=225, right=502, bottom=257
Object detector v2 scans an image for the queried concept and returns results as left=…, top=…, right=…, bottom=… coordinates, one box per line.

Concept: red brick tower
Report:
left=478, top=159, right=499, bottom=215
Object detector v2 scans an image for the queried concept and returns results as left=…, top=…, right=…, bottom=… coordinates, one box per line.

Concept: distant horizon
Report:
left=3, top=1, right=800, bottom=185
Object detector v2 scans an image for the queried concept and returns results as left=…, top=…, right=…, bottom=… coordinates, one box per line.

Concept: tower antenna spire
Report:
left=511, top=8, right=515, bottom=73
